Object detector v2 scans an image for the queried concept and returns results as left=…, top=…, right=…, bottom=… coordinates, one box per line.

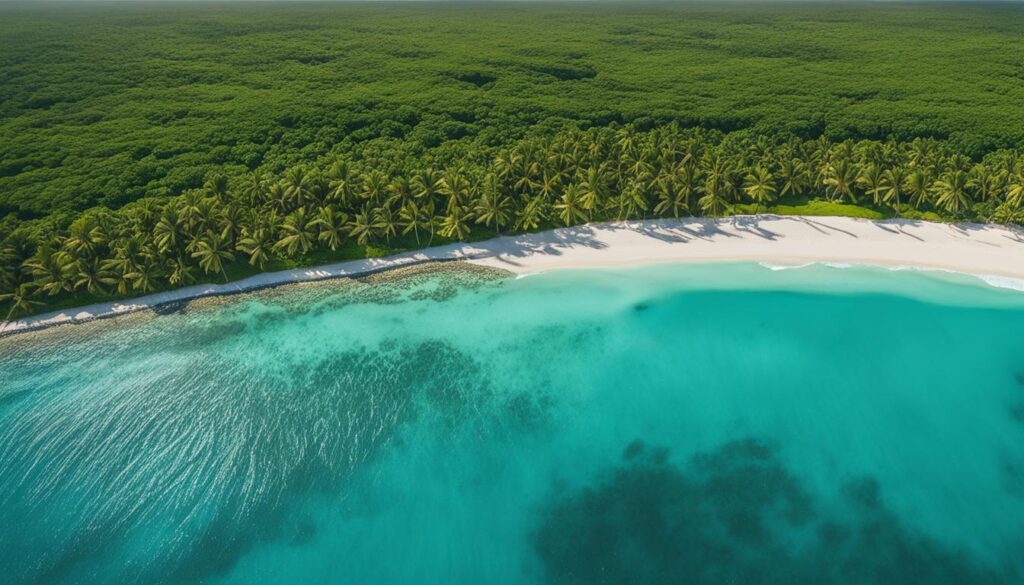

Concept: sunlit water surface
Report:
left=2, top=262, right=1024, bottom=584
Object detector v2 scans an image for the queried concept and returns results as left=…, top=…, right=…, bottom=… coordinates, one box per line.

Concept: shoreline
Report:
left=3, top=215, right=1024, bottom=338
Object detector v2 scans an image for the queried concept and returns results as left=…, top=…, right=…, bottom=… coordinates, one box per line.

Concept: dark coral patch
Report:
left=534, top=438, right=1017, bottom=585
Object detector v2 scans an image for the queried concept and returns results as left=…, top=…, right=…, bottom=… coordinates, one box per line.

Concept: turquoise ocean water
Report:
left=2, top=262, right=1024, bottom=584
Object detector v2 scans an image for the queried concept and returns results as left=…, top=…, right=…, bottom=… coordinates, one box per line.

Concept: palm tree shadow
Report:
left=472, top=224, right=610, bottom=265
left=874, top=220, right=924, bottom=242
left=633, top=220, right=691, bottom=244
left=1003, top=229, right=1024, bottom=244
left=946, top=221, right=1014, bottom=248
left=784, top=216, right=859, bottom=238
left=728, top=216, right=781, bottom=241
left=674, top=218, right=741, bottom=241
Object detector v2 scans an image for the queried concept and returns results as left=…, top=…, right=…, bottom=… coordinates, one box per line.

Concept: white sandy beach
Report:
left=3, top=215, right=1024, bottom=336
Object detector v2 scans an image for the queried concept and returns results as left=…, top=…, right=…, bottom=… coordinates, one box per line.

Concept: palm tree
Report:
left=474, top=174, right=513, bottom=234
left=654, top=178, right=688, bottom=219
left=537, top=171, right=563, bottom=202
left=625, top=154, right=654, bottom=181
left=674, top=164, right=703, bottom=214
left=100, top=262, right=133, bottom=295
left=743, top=166, right=777, bottom=213
left=698, top=188, right=728, bottom=218
left=126, top=260, right=163, bottom=293
left=166, top=256, right=196, bottom=287
left=616, top=126, right=638, bottom=156
left=219, top=204, right=246, bottom=244
left=823, top=159, right=859, bottom=203
left=440, top=168, right=472, bottom=213
left=777, top=158, right=808, bottom=198
left=515, top=197, right=547, bottom=232
left=267, top=182, right=291, bottom=214
left=702, top=154, right=733, bottom=215
left=284, top=166, right=308, bottom=207
left=387, top=175, right=415, bottom=209
left=493, top=150, right=518, bottom=181
left=699, top=164, right=730, bottom=218
left=361, top=170, right=390, bottom=207
left=934, top=170, right=971, bottom=215
left=857, top=163, right=885, bottom=206
left=625, top=179, right=652, bottom=220
left=1, top=284, right=40, bottom=320
left=191, top=232, right=235, bottom=282
left=880, top=167, right=907, bottom=216
left=374, top=205, right=398, bottom=245
left=967, top=164, right=1002, bottom=203
left=512, top=156, right=540, bottom=195
left=439, top=204, right=473, bottom=241
left=237, top=228, right=275, bottom=269
left=554, top=184, right=589, bottom=226
left=152, top=205, right=183, bottom=254
left=106, top=237, right=142, bottom=277
left=65, top=216, right=106, bottom=258
left=274, top=208, right=317, bottom=257
left=412, top=168, right=444, bottom=203
left=907, top=138, right=936, bottom=168
left=579, top=165, right=608, bottom=220
left=904, top=168, right=934, bottom=209
left=1004, top=172, right=1024, bottom=209
left=126, top=199, right=161, bottom=233
left=399, top=200, right=434, bottom=246
left=327, top=161, right=357, bottom=206
left=177, top=190, right=205, bottom=228
left=347, top=207, right=377, bottom=246
left=239, top=172, right=268, bottom=206
left=203, top=174, right=230, bottom=203
left=304, top=173, right=331, bottom=207
left=991, top=203, right=1024, bottom=225
left=312, top=205, right=348, bottom=251
left=74, top=258, right=110, bottom=295
left=23, top=245, right=74, bottom=297
left=188, top=199, right=219, bottom=238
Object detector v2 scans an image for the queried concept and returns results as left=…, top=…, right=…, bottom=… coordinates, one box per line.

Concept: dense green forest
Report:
left=1, top=1, right=1023, bottom=317
left=2, top=1, right=1023, bottom=216
left=3, top=124, right=1024, bottom=318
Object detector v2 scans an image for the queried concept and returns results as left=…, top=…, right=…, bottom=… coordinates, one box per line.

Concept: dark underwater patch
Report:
left=1010, top=402, right=1024, bottom=424
left=191, top=318, right=247, bottom=344
left=6, top=335, right=522, bottom=585
left=505, top=391, right=556, bottom=432
left=150, top=299, right=188, bottom=315
left=1014, top=371, right=1024, bottom=387
left=159, top=337, right=556, bottom=584
left=1002, top=459, right=1024, bottom=499
left=534, top=438, right=1017, bottom=585
left=160, top=339, right=500, bottom=583
left=622, top=438, right=645, bottom=460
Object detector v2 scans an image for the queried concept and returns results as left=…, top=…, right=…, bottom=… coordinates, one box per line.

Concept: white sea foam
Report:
left=975, top=274, right=1024, bottom=292
left=880, top=264, right=1024, bottom=293
left=757, top=261, right=853, bottom=272
left=755, top=260, right=1024, bottom=295
left=757, top=262, right=815, bottom=271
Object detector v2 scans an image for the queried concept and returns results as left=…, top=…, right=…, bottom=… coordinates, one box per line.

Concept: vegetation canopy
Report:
left=1, top=1, right=1023, bottom=317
